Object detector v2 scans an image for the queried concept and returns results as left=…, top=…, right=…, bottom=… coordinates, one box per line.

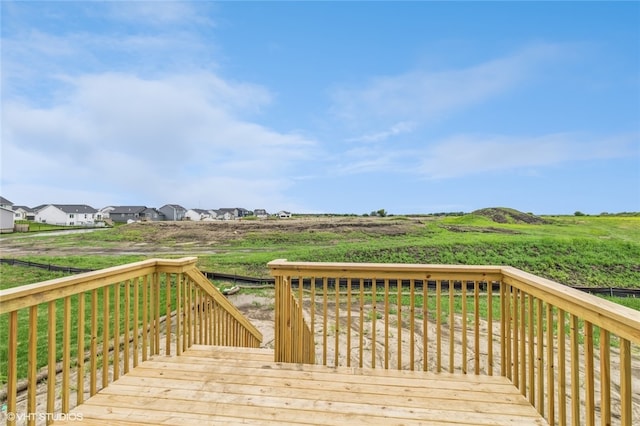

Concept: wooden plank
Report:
left=131, top=361, right=525, bottom=398
left=502, top=269, right=640, bottom=343
left=558, top=309, right=567, bottom=426
left=90, top=290, right=97, bottom=396
left=138, top=359, right=523, bottom=394
left=28, top=305, right=38, bottom=425
left=62, top=297, right=71, bottom=413
left=47, top=301, right=56, bottom=424
left=184, top=345, right=274, bottom=360
left=102, top=287, right=109, bottom=389
left=178, top=346, right=513, bottom=383
left=0, top=262, right=161, bottom=313
left=267, top=259, right=504, bottom=281
left=115, top=373, right=535, bottom=414
left=98, top=382, right=543, bottom=422
left=184, top=269, right=262, bottom=342
left=57, top=405, right=311, bottom=426
left=70, top=391, right=545, bottom=426
left=77, top=292, right=86, bottom=405
left=620, top=338, right=632, bottom=426
left=113, top=284, right=120, bottom=381
left=51, top=341, right=546, bottom=426
left=599, top=331, right=611, bottom=426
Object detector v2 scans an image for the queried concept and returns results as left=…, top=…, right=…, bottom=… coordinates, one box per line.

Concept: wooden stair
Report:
left=55, top=345, right=546, bottom=425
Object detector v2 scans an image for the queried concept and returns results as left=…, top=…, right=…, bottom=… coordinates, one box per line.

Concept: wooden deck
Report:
left=55, top=345, right=546, bottom=426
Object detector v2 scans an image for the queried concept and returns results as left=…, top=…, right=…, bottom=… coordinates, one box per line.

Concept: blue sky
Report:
left=2, top=1, right=639, bottom=215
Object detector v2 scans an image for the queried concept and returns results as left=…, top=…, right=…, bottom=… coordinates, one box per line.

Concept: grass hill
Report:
left=471, top=207, right=549, bottom=225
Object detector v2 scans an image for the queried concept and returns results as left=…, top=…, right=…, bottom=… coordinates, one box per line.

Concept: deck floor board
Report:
left=54, top=345, right=547, bottom=426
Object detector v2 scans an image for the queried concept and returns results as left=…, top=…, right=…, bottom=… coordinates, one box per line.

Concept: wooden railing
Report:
left=274, top=274, right=315, bottom=364
left=1, top=257, right=262, bottom=426
left=269, top=259, right=640, bottom=426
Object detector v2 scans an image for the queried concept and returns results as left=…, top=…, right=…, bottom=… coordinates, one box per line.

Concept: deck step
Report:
left=55, top=344, right=546, bottom=425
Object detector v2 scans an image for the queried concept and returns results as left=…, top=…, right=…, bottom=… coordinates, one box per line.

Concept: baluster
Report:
left=77, top=292, right=86, bottom=405
left=28, top=305, right=38, bottom=423
left=46, top=302, right=56, bottom=424
left=461, top=279, right=467, bottom=374
left=410, top=279, right=415, bottom=371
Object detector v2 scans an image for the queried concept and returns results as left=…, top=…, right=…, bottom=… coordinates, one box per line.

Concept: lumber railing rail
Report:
left=1, top=257, right=262, bottom=426
left=269, top=259, right=640, bottom=426
left=274, top=274, right=315, bottom=364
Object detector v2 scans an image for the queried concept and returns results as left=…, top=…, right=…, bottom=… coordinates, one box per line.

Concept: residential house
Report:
left=13, top=206, right=35, bottom=221
left=159, top=204, right=187, bottom=221
left=31, top=204, right=48, bottom=215
left=238, top=208, right=253, bottom=218
left=215, top=207, right=252, bottom=220
left=277, top=211, right=292, bottom=218
left=108, top=206, right=162, bottom=223
left=0, top=207, right=15, bottom=233
left=0, top=196, right=14, bottom=210
left=185, top=209, right=215, bottom=221
left=35, top=204, right=98, bottom=226
left=253, top=209, right=269, bottom=219
left=211, top=209, right=232, bottom=220
left=98, top=206, right=116, bottom=221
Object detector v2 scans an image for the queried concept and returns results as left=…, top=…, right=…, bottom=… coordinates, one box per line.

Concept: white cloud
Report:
left=1, top=10, right=219, bottom=102
left=418, top=132, right=639, bottom=179
left=331, top=44, right=563, bottom=130
left=346, top=121, right=416, bottom=143
left=106, top=1, right=213, bottom=27
left=1, top=72, right=316, bottom=210
left=0, top=3, right=315, bottom=211
left=326, top=131, right=639, bottom=180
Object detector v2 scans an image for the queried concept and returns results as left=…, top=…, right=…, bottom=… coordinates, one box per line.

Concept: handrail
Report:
left=1, top=257, right=261, bottom=426
left=273, top=272, right=314, bottom=364
left=184, top=268, right=262, bottom=345
left=501, top=266, right=640, bottom=343
left=0, top=258, right=163, bottom=312
left=269, top=259, right=639, bottom=426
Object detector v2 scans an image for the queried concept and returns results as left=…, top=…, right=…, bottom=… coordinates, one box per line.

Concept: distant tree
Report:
left=377, top=209, right=388, bottom=217
left=574, top=211, right=585, bottom=216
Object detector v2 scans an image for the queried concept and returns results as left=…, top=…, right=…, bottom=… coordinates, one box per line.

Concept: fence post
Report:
left=274, top=274, right=291, bottom=363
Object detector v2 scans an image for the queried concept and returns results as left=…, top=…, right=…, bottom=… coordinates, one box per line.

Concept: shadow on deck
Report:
left=55, top=345, right=545, bottom=426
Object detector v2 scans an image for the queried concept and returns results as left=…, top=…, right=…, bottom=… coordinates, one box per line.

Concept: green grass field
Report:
left=2, top=213, right=639, bottom=288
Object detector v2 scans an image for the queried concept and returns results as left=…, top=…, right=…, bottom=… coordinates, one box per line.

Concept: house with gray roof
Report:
left=0, top=197, right=15, bottom=233
left=108, top=206, right=162, bottom=223
left=0, top=196, right=14, bottom=210
left=214, top=207, right=252, bottom=220
left=35, top=204, right=98, bottom=226
left=185, top=208, right=215, bottom=221
left=253, top=209, right=269, bottom=219
left=159, top=204, right=187, bottom=221
left=12, top=206, right=35, bottom=221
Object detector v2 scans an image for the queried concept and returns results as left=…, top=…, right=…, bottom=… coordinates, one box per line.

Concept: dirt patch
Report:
left=125, top=217, right=420, bottom=243
left=473, top=207, right=550, bottom=225
left=0, top=217, right=427, bottom=257
left=442, top=225, right=521, bottom=234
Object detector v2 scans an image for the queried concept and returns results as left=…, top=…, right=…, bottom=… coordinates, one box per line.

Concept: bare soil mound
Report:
left=472, top=207, right=550, bottom=225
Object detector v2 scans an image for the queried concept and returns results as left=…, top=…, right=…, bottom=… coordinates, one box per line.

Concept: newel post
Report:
left=271, top=260, right=292, bottom=363
left=275, top=275, right=292, bottom=363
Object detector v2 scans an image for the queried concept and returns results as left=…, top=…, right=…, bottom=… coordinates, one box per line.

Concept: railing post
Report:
left=274, top=274, right=291, bottom=362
